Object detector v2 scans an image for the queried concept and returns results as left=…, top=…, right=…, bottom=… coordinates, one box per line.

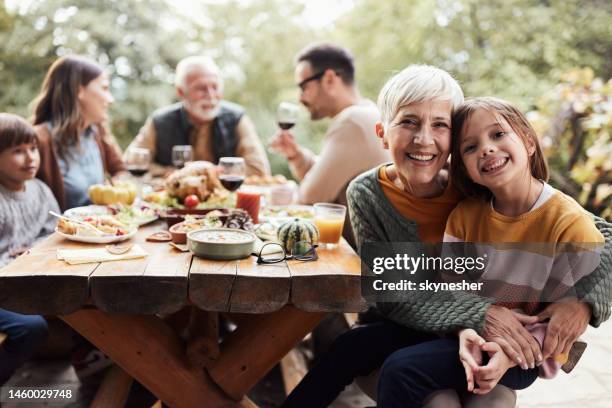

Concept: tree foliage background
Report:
left=0, top=0, right=610, bottom=218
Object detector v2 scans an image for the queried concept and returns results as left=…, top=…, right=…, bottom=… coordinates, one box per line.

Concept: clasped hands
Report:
left=459, top=307, right=541, bottom=394
left=459, top=301, right=591, bottom=394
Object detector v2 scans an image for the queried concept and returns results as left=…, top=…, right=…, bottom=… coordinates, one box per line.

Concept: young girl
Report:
left=445, top=97, right=605, bottom=394
left=0, top=113, right=58, bottom=384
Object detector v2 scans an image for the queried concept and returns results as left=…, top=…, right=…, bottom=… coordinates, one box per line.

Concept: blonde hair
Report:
left=378, top=65, right=464, bottom=129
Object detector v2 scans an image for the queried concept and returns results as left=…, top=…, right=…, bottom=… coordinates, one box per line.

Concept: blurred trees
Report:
left=529, top=69, right=611, bottom=219
left=0, top=0, right=609, bottom=216
left=0, top=0, right=188, bottom=138
left=334, top=0, right=611, bottom=217
left=334, top=0, right=612, bottom=109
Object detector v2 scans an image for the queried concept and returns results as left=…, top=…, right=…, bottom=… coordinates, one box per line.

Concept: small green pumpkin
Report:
left=277, top=218, right=319, bottom=253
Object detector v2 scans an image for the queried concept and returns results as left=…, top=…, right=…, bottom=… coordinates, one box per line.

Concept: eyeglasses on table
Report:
left=254, top=240, right=318, bottom=264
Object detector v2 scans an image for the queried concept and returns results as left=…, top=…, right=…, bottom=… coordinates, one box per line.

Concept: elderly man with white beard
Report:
left=127, top=56, right=270, bottom=176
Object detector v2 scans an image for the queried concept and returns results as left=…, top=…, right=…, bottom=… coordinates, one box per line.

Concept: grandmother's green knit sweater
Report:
left=347, top=166, right=612, bottom=333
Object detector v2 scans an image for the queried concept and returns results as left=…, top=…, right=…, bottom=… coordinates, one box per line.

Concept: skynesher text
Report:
left=373, top=280, right=484, bottom=292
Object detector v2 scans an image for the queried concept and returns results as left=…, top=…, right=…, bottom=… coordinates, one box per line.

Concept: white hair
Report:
left=174, top=56, right=222, bottom=88
left=377, top=64, right=464, bottom=129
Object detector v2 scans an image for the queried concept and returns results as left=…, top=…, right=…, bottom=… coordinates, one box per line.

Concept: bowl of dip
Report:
left=187, top=228, right=256, bottom=260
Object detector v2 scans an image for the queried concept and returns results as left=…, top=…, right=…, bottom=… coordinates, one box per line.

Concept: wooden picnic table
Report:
left=0, top=222, right=366, bottom=407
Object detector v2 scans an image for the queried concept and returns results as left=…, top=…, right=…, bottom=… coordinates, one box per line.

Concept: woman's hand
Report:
left=537, top=300, right=591, bottom=360
left=482, top=305, right=541, bottom=370
left=458, top=329, right=485, bottom=392
left=472, top=342, right=516, bottom=395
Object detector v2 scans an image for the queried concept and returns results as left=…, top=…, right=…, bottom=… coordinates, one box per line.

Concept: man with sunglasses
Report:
left=269, top=43, right=390, bottom=247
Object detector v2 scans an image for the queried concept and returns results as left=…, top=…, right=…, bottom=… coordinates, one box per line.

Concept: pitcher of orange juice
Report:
left=314, top=203, right=346, bottom=249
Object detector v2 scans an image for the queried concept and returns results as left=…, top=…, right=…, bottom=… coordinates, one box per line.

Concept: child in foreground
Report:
left=0, top=113, right=58, bottom=384
left=445, top=97, right=604, bottom=393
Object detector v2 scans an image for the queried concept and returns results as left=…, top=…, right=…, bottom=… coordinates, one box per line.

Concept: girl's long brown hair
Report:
left=31, top=55, right=103, bottom=158
left=450, top=97, right=549, bottom=200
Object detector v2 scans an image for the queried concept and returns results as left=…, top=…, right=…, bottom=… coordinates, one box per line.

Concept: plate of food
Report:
left=64, top=205, right=111, bottom=218
left=160, top=208, right=230, bottom=228
left=56, top=215, right=137, bottom=244
left=143, top=161, right=235, bottom=210
left=244, top=174, right=288, bottom=186
left=108, top=203, right=159, bottom=226
left=260, top=205, right=314, bottom=221
left=65, top=203, right=159, bottom=227
left=253, top=222, right=278, bottom=242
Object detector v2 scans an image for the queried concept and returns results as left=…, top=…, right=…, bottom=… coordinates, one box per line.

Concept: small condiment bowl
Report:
left=169, top=222, right=189, bottom=244
left=161, top=208, right=230, bottom=228
left=187, top=228, right=256, bottom=260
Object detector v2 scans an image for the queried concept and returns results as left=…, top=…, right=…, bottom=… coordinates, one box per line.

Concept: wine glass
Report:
left=276, top=102, right=300, bottom=130
left=125, top=147, right=151, bottom=177
left=218, top=157, right=245, bottom=192
left=172, top=145, right=193, bottom=169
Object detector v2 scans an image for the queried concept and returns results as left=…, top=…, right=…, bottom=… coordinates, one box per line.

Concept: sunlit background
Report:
left=1, top=0, right=610, bottom=218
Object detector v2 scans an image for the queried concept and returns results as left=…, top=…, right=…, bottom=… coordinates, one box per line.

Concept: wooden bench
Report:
left=90, top=365, right=133, bottom=408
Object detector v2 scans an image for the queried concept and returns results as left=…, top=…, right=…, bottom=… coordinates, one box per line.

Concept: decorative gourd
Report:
left=277, top=218, right=319, bottom=253
left=88, top=182, right=137, bottom=205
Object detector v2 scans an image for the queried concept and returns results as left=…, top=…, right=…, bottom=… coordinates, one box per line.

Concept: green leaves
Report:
left=530, top=68, right=611, bottom=218
left=0, top=0, right=609, bottom=217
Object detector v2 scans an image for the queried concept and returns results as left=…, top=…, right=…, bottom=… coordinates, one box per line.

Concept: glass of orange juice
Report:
left=314, top=203, right=346, bottom=249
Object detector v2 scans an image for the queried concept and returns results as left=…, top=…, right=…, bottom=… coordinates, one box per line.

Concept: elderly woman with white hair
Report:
left=282, top=65, right=611, bottom=408
left=127, top=56, right=270, bottom=176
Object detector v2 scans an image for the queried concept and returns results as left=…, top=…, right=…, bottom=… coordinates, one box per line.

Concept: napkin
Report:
left=253, top=238, right=284, bottom=255
left=57, top=244, right=148, bottom=265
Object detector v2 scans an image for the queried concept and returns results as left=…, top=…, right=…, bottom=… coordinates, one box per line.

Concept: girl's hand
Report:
left=472, top=342, right=516, bottom=395
left=458, top=328, right=485, bottom=392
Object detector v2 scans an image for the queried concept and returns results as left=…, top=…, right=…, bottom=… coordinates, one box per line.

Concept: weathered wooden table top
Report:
left=0, top=223, right=367, bottom=316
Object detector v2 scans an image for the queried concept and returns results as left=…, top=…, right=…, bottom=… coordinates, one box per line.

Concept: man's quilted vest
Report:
left=151, top=101, right=244, bottom=166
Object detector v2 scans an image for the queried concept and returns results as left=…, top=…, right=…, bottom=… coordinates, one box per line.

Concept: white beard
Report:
left=185, top=102, right=221, bottom=123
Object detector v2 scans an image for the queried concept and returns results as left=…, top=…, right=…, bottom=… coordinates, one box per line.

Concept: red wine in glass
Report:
left=278, top=121, right=295, bottom=130
left=125, top=147, right=151, bottom=177
left=219, top=175, right=245, bottom=192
